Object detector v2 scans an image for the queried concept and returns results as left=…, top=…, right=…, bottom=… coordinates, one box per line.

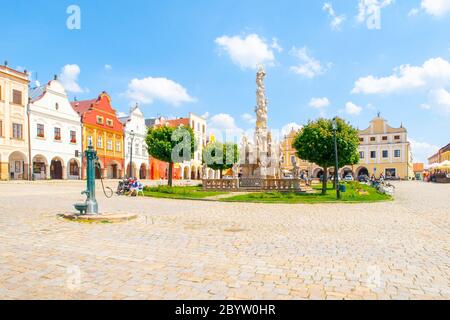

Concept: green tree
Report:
left=292, top=117, right=360, bottom=195
left=146, top=125, right=195, bottom=187
left=203, top=142, right=239, bottom=179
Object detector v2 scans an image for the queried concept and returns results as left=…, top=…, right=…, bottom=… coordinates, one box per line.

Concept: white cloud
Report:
left=125, top=77, right=195, bottom=106
left=323, top=3, right=346, bottom=30
left=345, top=102, right=363, bottom=115
left=430, top=88, right=450, bottom=114
left=419, top=103, right=431, bottom=110
left=207, top=113, right=245, bottom=142
left=117, top=111, right=127, bottom=118
left=281, top=122, right=303, bottom=136
left=290, top=47, right=330, bottom=78
left=271, top=38, right=283, bottom=53
left=309, top=97, right=330, bottom=109
left=59, top=64, right=85, bottom=93
left=104, top=64, right=112, bottom=71
left=408, top=8, right=420, bottom=17
left=241, top=113, right=256, bottom=124
left=409, top=138, right=440, bottom=163
left=215, top=34, right=276, bottom=69
left=201, top=112, right=210, bottom=119
left=352, top=57, right=450, bottom=94
left=421, top=0, right=450, bottom=17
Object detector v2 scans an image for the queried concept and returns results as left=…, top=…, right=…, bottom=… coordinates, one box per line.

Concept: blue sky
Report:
left=2, top=0, right=450, bottom=162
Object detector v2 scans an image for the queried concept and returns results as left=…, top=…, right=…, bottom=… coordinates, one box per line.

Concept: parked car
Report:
left=344, top=175, right=354, bottom=182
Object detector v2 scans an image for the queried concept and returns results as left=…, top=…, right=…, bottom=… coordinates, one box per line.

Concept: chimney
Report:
left=4, top=60, right=8, bottom=67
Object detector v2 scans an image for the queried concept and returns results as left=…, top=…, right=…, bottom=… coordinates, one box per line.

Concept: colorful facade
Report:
left=0, top=64, right=30, bottom=180
left=428, top=143, right=450, bottom=164
left=71, top=92, right=124, bottom=179
left=280, top=116, right=414, bottom=180
left=29, top=79, right=82, bottom=180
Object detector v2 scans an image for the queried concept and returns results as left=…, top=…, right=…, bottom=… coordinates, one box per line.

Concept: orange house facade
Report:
left=71, top=92, right=124, bottom=179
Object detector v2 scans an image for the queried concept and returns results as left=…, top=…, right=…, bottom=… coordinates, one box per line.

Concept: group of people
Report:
left=117, top=177, right=144, bottom=196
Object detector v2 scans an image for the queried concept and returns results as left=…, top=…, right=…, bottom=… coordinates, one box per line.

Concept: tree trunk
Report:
left=168, top=162, right=174, bottom=187
left=220, top=169, right=223, bottom=179
left=322, top=166, right=328, bottom=195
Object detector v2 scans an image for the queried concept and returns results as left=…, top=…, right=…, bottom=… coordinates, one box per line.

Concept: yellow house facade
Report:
left=280, top=116, right=414, bottom=180
left=428, top=143, right=450, bottom=164
left=0, top=64, right=30, bottom=180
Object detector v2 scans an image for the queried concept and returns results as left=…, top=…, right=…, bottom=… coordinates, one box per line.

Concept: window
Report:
left=12, top=123, right=23, bottom=139
left=394, top=135, right=401, bottom=140
left=203, top=125, right=206, bottom=134
left=359, top=151, right=364, bottom=159
left=142, top=146, right=147, bottom=156
left=12, top=90, right=22, bottom=105
left=135, top=143, right=140, bottom=156
left=370, top=151, right=376, bottom=159
left=197, top=123, right=200, bottom=132
left=382, top=150, right=389, bottom=158
left=54, top=127, right=61, bottom=141
left=87, top=136, right=93, bottom=146
left=55, top=103, right=59, bottom=110
left=394, top=150, right=401, bottom=158
left=70, top=130, right=77, bottom=143
left=359, top=138, right=364, bottom=142
left=370, top=137, right=376, bottom=142
left=107, top=140, right=113, bottom=151
left=106, top=119, right=113, bottom=127
left=96, top=116, right=104, bottom=124
left=97, top=136, right=103, bottom=148
left=116, top=141, right=121, bottom=152
left=382, top=136, right=388, bottom=141
left=290, top=155, right=296, bottom=164
left=37, top=124, right=45, bottom=138
left=281, top=156, right=285, bottom=164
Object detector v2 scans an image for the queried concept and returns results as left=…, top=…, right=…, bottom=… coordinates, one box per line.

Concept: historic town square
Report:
left=0, top=1, right=449, bottom=305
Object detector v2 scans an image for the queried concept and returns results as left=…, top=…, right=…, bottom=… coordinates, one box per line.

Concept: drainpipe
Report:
left=27, top=97, right=32, bottom=181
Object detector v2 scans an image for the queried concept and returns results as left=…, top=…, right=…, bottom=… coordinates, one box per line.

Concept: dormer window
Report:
left=106, top=119, right=113, bottom=127
left=394, top=135, right=401, bottom=140
left=96, top=116, right=104, bottom=124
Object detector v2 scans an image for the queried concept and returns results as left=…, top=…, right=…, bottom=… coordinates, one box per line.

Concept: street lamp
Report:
left=129, top=130, right=135, bottom=178
left=332, top=118, right=341, bottom=200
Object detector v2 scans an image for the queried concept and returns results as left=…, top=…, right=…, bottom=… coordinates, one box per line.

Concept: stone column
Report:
left=46, top=165, right=51, bottom=180
left=62, top=166, right=68, bottom=180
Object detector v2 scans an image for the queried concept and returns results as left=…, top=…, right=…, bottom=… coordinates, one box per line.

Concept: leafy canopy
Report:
left=146, top=125, right=196, bottom=164
left=292, top=117, right=360, bottom=169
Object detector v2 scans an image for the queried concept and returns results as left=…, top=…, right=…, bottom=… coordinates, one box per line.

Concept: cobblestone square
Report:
left=0, top=181, right=448, bottom=300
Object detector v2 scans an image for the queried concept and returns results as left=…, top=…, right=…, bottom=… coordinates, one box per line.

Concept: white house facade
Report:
left=120, top=105, right=149, bottom=179
left=28, top=79, right=82, bottom=180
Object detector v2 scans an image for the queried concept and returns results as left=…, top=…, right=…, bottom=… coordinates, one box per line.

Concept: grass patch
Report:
left=143, top=185, right=228, bottom=200
left=222, top=182, right=392, bottom=204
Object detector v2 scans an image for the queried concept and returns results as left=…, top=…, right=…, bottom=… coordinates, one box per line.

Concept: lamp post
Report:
left=129, top=130, right=135, bottom=178
left=332, top=118, right=341, bottom=200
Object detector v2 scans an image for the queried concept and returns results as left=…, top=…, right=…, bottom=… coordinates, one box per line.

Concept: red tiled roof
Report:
left=164, top=118, right=189, bottom=128
left=70, top=99, right=96, bottom=116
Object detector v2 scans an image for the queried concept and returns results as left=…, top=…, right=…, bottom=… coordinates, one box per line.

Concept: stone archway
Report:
left=356, top=167, right=369, bottom=178
left=183, top=166, right=190, bottom=180
left=139, top=163, right=147, bottom=180
left=313, top=168, right=324, bottom=179
left=32, top=154, right=48, bottom=180
left=341, top=167, right=354, bottom=179
left=50, top=157, right=64, bottom=180
left=126, top=162, right=137, bottom=178
left=95, top=160, right=104, bottom=179
left=108, top=161, right=122, bottom=179
left=67, top=159, right=80, bottom=180
left=8, top=151, right=28, bottom=180
left=191, top=166, right=197, bottom=180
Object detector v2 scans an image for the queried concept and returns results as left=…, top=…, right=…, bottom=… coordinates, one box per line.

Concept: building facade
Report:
left=280, top=116, right=414, bottom=180
left=357, top=116, right=413, bottom=180
left=71, top=92, right=124, bottom=179
left=28, top=79, right=82, bottom=180
left=0, top=64, right=30, bottom=180
left=120, top=104, right=149, bottom=179
left=428, top=143, right=450, bottom=164
left=145, top=113, right=210, bottom=180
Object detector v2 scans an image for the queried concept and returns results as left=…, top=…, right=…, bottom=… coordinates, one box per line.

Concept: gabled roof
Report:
left=70, top=99, right=97, bottom=116
left=29, top=85, right=46, bottom=102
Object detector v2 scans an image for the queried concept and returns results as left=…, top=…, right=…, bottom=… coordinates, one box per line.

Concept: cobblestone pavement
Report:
left=0, top=181, right=449, bottom=300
